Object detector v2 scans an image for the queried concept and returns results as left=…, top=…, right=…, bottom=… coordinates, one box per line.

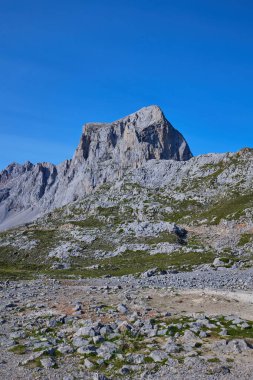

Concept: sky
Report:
left=0, top=0, right=253, bottom=170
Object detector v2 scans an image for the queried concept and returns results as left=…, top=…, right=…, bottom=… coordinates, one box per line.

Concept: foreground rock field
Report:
left=1, top=273, right=253, bottom=380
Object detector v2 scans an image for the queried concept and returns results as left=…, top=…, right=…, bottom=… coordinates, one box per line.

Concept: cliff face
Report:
left=0, top=105, right=192, bottom=230
left=73, top=105, right=192, bottom=167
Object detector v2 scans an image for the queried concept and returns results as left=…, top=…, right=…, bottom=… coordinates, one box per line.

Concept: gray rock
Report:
left=226, top=339, right=250, bottom=353
left=150, top=350, right=168, bottom=362
left=77, top=345, right=97, bottom=355
left=57, top=344, right=74, bottom=354
left=72, top=337, right=89, bottom=347
left=40, top=357, right=55, bottom=368
left=97, top=341, right=118, bottom=356
left=117, top=303, right=128, bottom=314
left=84, top=358, right=95, bottom=369
left=75, top=326, right=96, bottom=337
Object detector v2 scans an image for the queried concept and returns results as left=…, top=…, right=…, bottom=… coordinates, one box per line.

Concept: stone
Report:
left=77, top=345, right=96, bottom=355
left=93, top=335, right=104, bottom=344
left=213, top=258, right=226, bottom=267
left=117, top=303, right=128, bottom=314
left=226, top=339, right=250, bottom=353
left=164, top=343, right=180, bottom=354
left=93, top=374, right=109, bottom=380
left=75, top=326, right=96, bottom=337
left=40, top=357, right=55, bottom=368
left=149, top=350, right=168, bottom=362
left=97, top=342, right=118, bottom=356
left=72, top=337, right=89, bottom=347
left=57, top=344, right=74, bottom=354
left=84, top=358, right=95, bottom=369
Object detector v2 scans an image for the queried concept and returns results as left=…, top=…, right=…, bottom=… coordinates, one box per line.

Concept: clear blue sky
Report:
left=1, top=0, right=253, bottom=170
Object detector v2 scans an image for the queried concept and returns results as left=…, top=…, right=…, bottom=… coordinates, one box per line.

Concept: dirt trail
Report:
left=146, top=288, right=253, bottom=320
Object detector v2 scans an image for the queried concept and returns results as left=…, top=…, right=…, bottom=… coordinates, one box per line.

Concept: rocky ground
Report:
left=1, top=270, right=253, bottom=380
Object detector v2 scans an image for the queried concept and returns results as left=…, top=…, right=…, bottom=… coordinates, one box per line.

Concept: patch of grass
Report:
left=0, top=261, right=47, bottom=280
left=69, top=218, right=104, bottom=228
left=9, top=344, right=27, bottom=354
left=26, top=357, right=43, bottom=369
left=136, top=232, right=179, bottom=245
left=207, top=357, right=220, bottom=363
left=41, top=246, right=216, bottom=279
left=238, top=233, right=252, bottom=246
left=144, top=356, right=154, bottom=363
left=200, top=193, right=253, bottom=225
left=216, top=317, right=253, bottom=340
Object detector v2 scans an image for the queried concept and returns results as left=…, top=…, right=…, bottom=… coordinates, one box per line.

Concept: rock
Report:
left=118, top=321, right=132, bottom=333
left=181, top=330, right=200, bottom=343
left=97, top=342, right=118, bottom=356
left=241, top=322, right=250, bottom=329
left=40, top=357, right=55, bottom=368
left=219, top=329, right=228, bottom=336
left=75, top=326, right=96, bottom=337
left=126, top=354, right=145, bottom=364
left=226, top=339, right=250, bottom=353
left=164, top=343, right=180, bottom=354
left=72, top=337, right=89, bottom=347
left=100, top=326, right=113, bottom=336
left=93, top=374, right=109, bottom=380
left=73, top=302, right=82, bottom=311
left=149, top=350, right=168, bottom=362
left=119, top=366, right=130, bottom=375
left=77, top=345, right=96, bottom=355
left=57, top=344, right=74, bottom=354
left=141, top=268, right=159, bottom=278
left=20, top=351, right=44, bottom=366
left=117, top=303, right=128, bottom=314
left=213, top=258, right=226, bottom=267
left=84, top=358, right=95, bottom=369
left=93, top=335, right=104, bottom=344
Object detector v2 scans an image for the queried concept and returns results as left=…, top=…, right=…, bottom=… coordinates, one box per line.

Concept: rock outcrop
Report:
left=0, top=105, right=192, bottom=230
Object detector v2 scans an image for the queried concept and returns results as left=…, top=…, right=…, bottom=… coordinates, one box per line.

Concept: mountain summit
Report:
left=0, top=106, right=192, bottom=230
left=73, top=105, right=192, bottom=165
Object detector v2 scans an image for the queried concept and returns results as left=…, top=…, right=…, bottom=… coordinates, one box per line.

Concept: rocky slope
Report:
left=0, top=105, right=192, bottom=231
left=1, top=146, right=253, bottom=281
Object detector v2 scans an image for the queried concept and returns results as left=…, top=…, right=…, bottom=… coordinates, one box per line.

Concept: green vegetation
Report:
left=238, top=233, right=252, bottom=246
left=207, top=357, right=220, bottom=363
left=47, top=249, right=215, bottom=279
left=165, top=192, right=253, bottom=225
left=135, top=231, right=179, bottom=245
left=69, top=217, right=104, bottom=228
left=199, top=192, right=253, bottom=224
left=9, top=344, right=27, bottom=355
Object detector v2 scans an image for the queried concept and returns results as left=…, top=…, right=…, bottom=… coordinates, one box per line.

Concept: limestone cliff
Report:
left=0, top=105, right=192, bottom=230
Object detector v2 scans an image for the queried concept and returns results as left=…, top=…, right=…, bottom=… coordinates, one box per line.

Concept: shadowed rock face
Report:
left=0, top=105, right=192, bottom=230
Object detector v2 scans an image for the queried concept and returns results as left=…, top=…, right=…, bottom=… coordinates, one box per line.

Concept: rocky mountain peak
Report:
left=0, top=105, right=193, bottom=230
left=73, top=105, right=192, bottom=165
left=110, top=104, right=165, bottom=132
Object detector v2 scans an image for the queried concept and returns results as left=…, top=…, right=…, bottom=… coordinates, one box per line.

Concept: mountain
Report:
left=0, top=105, right=192, bottom=231
left=1, top=106, right=253, bottom=380
left=1, top=104, right=253, bottom=280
